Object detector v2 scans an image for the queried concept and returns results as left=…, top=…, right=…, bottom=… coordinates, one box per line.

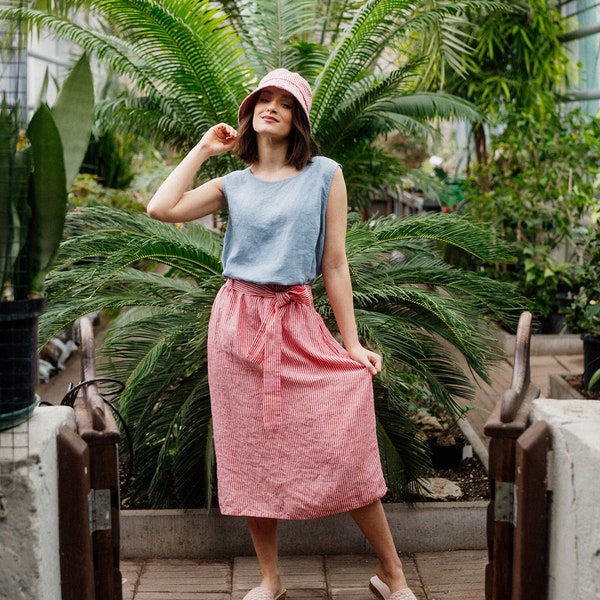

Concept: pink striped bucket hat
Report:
left=237, top=68, right=312, bottom=125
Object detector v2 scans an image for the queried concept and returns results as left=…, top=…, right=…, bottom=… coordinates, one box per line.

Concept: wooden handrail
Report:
left=484, top=311, right=540, bottom=439
left=79, top=316, right=107, bottom=432
left=72, top=315, right=122, bottom=600
left=484, top=310, right=547, bottom=600
left=500, top=311, right=533, bottom=423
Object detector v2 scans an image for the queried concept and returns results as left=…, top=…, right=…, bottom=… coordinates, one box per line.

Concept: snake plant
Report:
left=0, top=53, right=94, bottom=301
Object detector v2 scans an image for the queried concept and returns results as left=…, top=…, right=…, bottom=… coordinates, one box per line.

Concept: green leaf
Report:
left=26, top=103, right=67, bottom=295
left=0, top=106, right=30, bottom=287
left=51, top=53, right=95, bottom=189
left=589, top=368, right=600, bottom=391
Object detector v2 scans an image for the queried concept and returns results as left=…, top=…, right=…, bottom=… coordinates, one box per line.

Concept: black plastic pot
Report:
left=0, top=297, right=45, bottom=430
left=427, top=436, right=466, bottom=470
left=583, top=334, right=600, bottom=393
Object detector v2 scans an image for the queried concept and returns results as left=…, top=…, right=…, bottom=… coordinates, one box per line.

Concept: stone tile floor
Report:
left=121, top=550, right=488, bottom=600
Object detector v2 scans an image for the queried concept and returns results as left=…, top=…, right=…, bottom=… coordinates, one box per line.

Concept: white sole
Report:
left=369, top=575, right=391, bottom=600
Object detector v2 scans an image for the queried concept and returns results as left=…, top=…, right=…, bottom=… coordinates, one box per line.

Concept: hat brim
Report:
left=237, top=80, right=311, bottom=126
left=237, top=89, right=262, bottom=124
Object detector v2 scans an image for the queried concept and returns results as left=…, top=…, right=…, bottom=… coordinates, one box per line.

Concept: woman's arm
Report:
left=321, top=167, right=382, bottom=375
left=146, top=123, right=237, bottom=223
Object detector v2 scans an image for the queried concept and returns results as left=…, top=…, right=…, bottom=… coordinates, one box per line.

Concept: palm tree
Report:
left=41, top=206, right=519, bottom=508
left=1, top=0, right=500, bottom=207
left=1, top=0, right=524, bottom=506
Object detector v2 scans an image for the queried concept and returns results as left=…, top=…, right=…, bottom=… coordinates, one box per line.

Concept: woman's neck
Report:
left=251, top=137, right=298, bottom=181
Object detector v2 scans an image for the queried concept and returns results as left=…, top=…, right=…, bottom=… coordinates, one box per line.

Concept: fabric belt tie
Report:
left=229, top=279, right=312, bottom=431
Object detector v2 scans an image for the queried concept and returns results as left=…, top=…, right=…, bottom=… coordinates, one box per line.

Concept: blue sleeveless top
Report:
left=221, top=156, right=339, bottom=285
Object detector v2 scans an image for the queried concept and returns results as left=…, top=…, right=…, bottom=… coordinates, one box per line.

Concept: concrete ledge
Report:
left=120, top=501, right=487, bottom=559
left=531, top=399, right=600, bottom=599
left=548, top=373, right=585, bottom=399
left=496, top=329, right=582, bottom=357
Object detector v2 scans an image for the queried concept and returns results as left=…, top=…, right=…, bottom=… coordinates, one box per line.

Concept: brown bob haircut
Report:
left=235, top=98, right=320, bottom=171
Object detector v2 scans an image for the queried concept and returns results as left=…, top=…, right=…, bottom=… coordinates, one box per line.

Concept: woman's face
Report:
left=252, top=86, right=295, bottom=139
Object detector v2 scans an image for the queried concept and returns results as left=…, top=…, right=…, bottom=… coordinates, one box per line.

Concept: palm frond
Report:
left=220, top=0, right=319, bottom=72
left=346, top=212, right=514, bottom=264
left=2, top=0, right=250, bottom=145
left=380, top=92, right=482, bottom=122
left=101, top=305, right=214, bottom=507
left=315, top=67, right=421, bottom=150
left=41, top=204, right=521, bottom=508
left=375, top=403, right=431, bottom=502
left=312, top=0, right=414, bottom=128
left=312, top=0, right=501, bottom=126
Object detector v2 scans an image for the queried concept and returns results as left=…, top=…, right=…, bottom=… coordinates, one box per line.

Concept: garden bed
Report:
left=426, top=455, right=489, bottom=501
left=548, top=372, right=600, bottom=400
left=549, top=372, right=600, bottom=400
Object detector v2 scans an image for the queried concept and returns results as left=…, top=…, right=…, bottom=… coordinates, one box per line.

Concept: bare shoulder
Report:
left=327, top=165, right=347, bottom=208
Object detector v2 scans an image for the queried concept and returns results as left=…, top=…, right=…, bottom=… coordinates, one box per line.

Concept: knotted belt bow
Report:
left=230, top=279, right=313, bottom=431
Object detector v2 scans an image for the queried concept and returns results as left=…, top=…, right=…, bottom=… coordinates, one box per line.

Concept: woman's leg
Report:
left=349, top=500, right=409, bottom=593
left=246, top=517, right=284, bottom=596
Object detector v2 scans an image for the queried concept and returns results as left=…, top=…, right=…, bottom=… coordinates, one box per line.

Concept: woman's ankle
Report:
left=375, top=561, right=408, bottom=593
left=260, top=575, right=284, bottom=596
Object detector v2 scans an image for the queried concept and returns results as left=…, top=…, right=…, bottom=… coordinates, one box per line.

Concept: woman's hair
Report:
left=235, top=98, right=320, bottom=170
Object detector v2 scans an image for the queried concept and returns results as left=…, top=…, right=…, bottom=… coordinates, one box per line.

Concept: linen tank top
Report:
left=221, top=156, right=339, bottom=286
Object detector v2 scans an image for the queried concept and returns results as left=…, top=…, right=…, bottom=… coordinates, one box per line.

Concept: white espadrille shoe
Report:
left=369, top=575, right=417, bottom=600
left=242, top=586, right=287, bottom=600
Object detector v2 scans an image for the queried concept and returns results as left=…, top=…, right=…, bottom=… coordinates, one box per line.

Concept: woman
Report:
left=147, top=69, right=417, bottom=600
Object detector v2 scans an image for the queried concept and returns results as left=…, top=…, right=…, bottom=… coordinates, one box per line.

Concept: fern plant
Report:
left=41, top=207, right=520, bottom=507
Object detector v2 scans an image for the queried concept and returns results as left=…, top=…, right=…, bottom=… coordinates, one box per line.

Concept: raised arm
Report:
left=146, top=123, right=237, bottom=223
left=321, top=167, right=382, bottom=376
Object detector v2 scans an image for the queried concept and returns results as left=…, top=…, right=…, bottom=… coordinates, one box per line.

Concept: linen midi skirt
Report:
left=207, top=278, right=387, bottom=519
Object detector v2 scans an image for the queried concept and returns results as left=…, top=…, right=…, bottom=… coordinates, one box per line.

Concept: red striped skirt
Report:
left=207, top=278, right=387, bottom=519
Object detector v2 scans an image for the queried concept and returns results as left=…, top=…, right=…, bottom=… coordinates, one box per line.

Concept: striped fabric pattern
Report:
left=207, top=278, right=387, bottom=520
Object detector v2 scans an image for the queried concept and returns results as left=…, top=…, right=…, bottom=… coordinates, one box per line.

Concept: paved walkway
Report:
left=37, top=329, right=584, bottom=600
left=121, top=551, right=488, bottom=600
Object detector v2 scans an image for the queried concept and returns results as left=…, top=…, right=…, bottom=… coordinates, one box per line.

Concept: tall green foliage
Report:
left=431, top=0, right=586, bottom=327
left=465, top=109, right=600, bottom=324
left=0, top=0, right=526, bottom=506
left=0, top=0, right=500, bottom=208
left=438, top=0, right=571, bottom=166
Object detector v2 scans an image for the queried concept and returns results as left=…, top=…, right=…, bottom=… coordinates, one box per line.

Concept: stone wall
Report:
left=0, top=407, right=74, bottom=600
left=531, top=398, right=600, bottom=600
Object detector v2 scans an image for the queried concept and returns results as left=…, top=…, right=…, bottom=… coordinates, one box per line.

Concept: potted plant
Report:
left=423, top=413, right=468, bottom=470
left=564, top=226, right=600, bottom=393
left=0, top=54, right=94, bottom=429
left=412, top=390, right=469, bottom=470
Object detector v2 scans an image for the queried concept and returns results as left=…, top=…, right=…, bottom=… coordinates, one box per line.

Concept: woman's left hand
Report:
left=347, top=345, right=382, bottom=376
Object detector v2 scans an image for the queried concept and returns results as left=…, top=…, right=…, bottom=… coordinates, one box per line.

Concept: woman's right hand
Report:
left=199, top=123, right=238, bottom=156
left=147, top=123, right=235, bottom=222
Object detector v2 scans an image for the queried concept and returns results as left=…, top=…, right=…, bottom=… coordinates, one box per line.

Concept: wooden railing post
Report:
left=513, top=420, right=550, bottom=599
left=73, top=316, right=122, bottom=600
left=484, top=311, right=540, bottom=600
left=57, top=424, right=95, bottom=600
